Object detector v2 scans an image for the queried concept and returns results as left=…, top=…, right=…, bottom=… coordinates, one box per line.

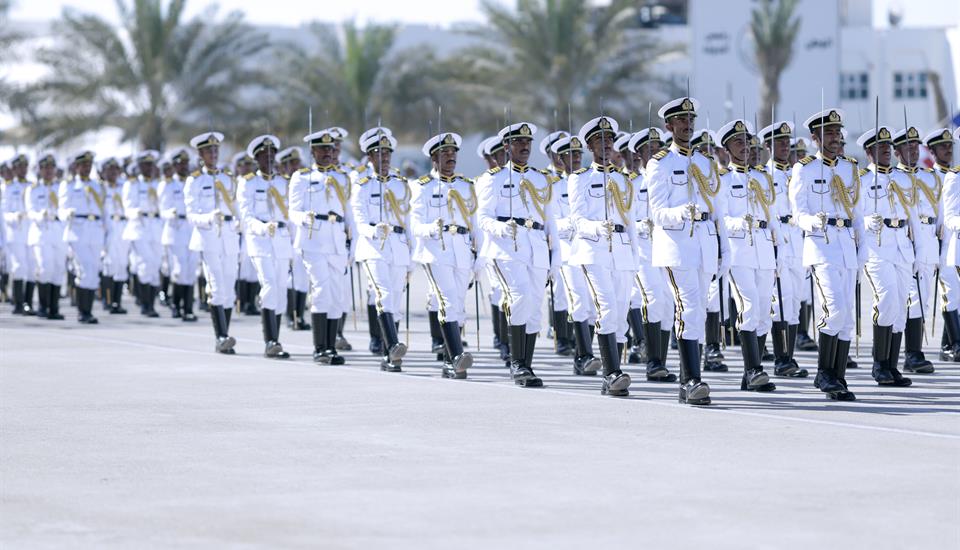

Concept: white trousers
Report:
left=489, top=259, right=547, bottom=332
left=772, top=264, right=802, bottom=324
left=290, top=254, right=309, bottom=292
left=31, top=241, right=66, bottom=285
left=5, top=241, right=28, bottom=279
left=727, top=266, right=775, bottom=335
left=558, top=264, right=595, bottom=323
left=485, top=262, right=503, bottom=307
left=70, top=242, right=101, bottom=290
left=363, top=259, right=407, bottom=316
left=633, top=265, right=672, bottom=325
left=939, top=265, right=960, bottom=313
left=810, top=263, right=857, bottom=340
left=199, top=247, right=238, bottom=308
left=131, top=238, right=162, bottom=286
left=301, top=251, right=347, bottom=317
left=907, top=264, right=936, bottom=319
left=238, top=240, right=258, bottom=282
left=103, top=228, right=130, bottom=281
left=551, top=268, right=569, bottom=311
left=582, top=265, right=632, bottom=343
left=664, top=267, right=712, bottom=342
left=251, top=255, right=289, bottom=312
left=423, top=263, right=470, bottom=325
left=863, top=259, right=911, bottom=332
left=166, top=243, right=199, bottom=286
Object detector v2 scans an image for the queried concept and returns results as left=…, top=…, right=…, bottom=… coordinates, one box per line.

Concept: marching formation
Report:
left=3, top=97, right=959, bottom=406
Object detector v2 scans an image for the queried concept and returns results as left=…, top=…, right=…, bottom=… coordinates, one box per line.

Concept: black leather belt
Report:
left=692, top=212, right=710, bottom=222
left=259, top=220, right=286, bottom=228
left=222, top=215, right=235, bottom=222
left=884, top=218, right=905, bottom=229
left=82, top=214, right=101, bottom=221
left=177, top=214, right=187, bottom=219
left=112, top=215, right=127, bottom=221
left=368, top=222, right=405, bottom=234
left=919, top=215, right=935, bottom=225
left=497, top=216, right=544, bottom=230
left=779, top=215, right=792, bottom=223
left=755, top=220, right=768, bottom=229
left=826, top=218, right=851, bottom=228
left=443, top=224, right=468, bottom=234
left=146, top=213, right=160, bottom=218
left=315, top=212, right=344, bottom=222
left=611, top=223, right=626, bottom=233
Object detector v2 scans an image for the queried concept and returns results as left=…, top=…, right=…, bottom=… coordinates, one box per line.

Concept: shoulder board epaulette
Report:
left=243, top=172, right=255, bottom=180
left=357, top=176, right=371, bottom=185
left=753, top=165, right=766, bottom=172
left=397, top=175, right=408, bottom=182
left=298, top=167, right=310, bottom=174
left=858, top=168, right=868, bottom=177
left=190, top=169, right=201, bottom=178
left=418, top=175, right=431, bottom=184
left=536, top=168, right=551, bottom=176
left=953, top=166, right=960, bottom=173
left=923, top=167, right=933, bottom=173
left=652, top=150, right=668, bottom=160
left=627, top=171, right=639, bottom=180
left=702, top=152, right=714, bottom=160
left=334, top=166, right=346, bottom=174
left=487, top=166, right=502, bottom=175
left=798, top=155, right=814, bottom=165
left=30, top=181, right=40, bottom=188
left=843, top=155, right=858, bottom=164
left=456, top=174, right=474, bottom=184
left=718, top=167, right=728, bottom=176
left=573, top=167, right=589, bottom=175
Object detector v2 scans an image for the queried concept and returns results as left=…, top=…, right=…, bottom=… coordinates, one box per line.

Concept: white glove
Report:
left=737, top=217, right=752, bottom=232
left=811, top=212, right=826, bottom=230
left=718, top=255, right=731, bottom=278
left=681, top=203, right=698, bottom=221
left=866, top=213, right=883, bottom=232
left=494, top=220, right=514, bottom=239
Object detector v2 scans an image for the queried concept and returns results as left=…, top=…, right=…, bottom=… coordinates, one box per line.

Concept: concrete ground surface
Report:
left=2, top=282, right=959, bottom=549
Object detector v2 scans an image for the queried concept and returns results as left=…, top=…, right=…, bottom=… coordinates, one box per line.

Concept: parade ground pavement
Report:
left=2, top=282, right=958, bottom=549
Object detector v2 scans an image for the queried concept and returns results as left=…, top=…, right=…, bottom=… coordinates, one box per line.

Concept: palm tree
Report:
left=270, top=21, right=473, bottom=155
left=0, top=0, right=25, bottom=113
left=751, top=0, right=801, bottom=128
left=458, top=0, right=677, bottom=129
left=11, top=0, right=269, bottom=150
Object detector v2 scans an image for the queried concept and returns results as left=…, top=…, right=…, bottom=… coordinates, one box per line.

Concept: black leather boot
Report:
left=939, top=323, right=953, bottom=361
left=703, top=311, right=727, bottom=372
left=871, top=324, right=894, bottom=384
left=740, top=330, right=775, bottom=391
left=945, top=310, right=960, bottom=362
left=312, top=312, right=329, bottom=363
left=795, top=302, right=818, bottom=351
left=571, top=320, right=600, bottom=375
left=626, top=308, right=645, bottom=364
left=335, top=314, right=352, bottom=351
left=441, top=321, right=472, bottom=379
left=903, top=317, right=934, bottom=374
left=758, top=332, right=775, bottom=362
left=294, top=291, right=310, bottom=330
left=367, top=304, right=383, bottom=355
left=170, top=284, right=183, bottom=318
left=262, top=308, right=289, bottom=358
left=211, top=305, right=236, bottom=354
left=23, top=280, right=35, bottom=315
left=143, top=285, right=159, bottom=318
left=491, top=304, right=502, bottom=349
left=598, top=332, right=630, bottom=396
left=325, top=313, right=345, bottom=365
left=508, top=324, right=532, bottom=383
left=656, top=329, right=677, bottom=381
left=11, top=279, right=24, bottom=314
left=678, top=338, right=710, bottom=405
left=498, top=309, right=511, bottom=362
left=110, top=280, right=127, bottom=314
left=825, top=338, right=855, bottom=400
left=378, top=311, right=406, bottom=371
left=554, top=310, right=573, bottom=356
left=429, top=310, right=444, bottom=358
left=47, top=284, right=64, bottom=320
left=78, top=288, right=98, bottom=324
left=884, top=331, right=912, bottom=387
left=814, top=332, right=843, bottom=394
left=521, top=331, right=543, bottom=387
left=181, top=284, right=197, bottom=321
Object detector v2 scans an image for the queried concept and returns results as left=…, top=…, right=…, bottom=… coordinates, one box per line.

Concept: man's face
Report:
left=492, top=149, right=507, bottom=167
left=39, top=163, right=57, bottom=182
left=162, top=165, right=174, bottom=178
left=0, top=166, right=11, bottom=180
left=138, top=161, right=155, bottom=178
left=433, top=146, right=457, bottom=177
left=725, top=135, right=748, bottom=164
left=768, top=136, right=790, bottom=162
left=561, top=150, right=582, bottom=173
left=76, top=159, right=92, bottom=179
left=716, top=147, right=730, bottom=166
left=199, top=146, right=219, bottom=167
left=665, top=114, right=695, bottom=146
left=255, top=146, right=276, bottom=173
left=868, top=142, right=892, bottom=166
left=508, top=137, right=531, bottom=165
left=174, top=157, right=189, bottom=178
left=813, top=125, right=843, bottom=158
left=931, top=142, right=953, bottom=166
left=103, top=163, right=120, bottom=183
left=587, top=131, right=616, bottom=165
left=549, top=152, right=563, bottom=169
left=13, top=161, right=27, bottom=179
left=369, top=148, right=392, bottom=175
left=896, top=141, right=920, bottom=166
left=312, top=145, right=335, bottom=166
left=282, top=158, right=301, bottom=176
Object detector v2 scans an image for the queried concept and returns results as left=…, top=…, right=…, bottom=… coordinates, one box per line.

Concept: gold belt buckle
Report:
left=87, top=214, right=95, bottom=221
left=890, top=217, right=900, bottom=227
left=836, top=218, right=845, bottom=228
left=524, top=219, right=534, bottom=229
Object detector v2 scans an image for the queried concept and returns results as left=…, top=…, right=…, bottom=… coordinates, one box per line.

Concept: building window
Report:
left=840, top=72, right=868, bottom=99
left=894, top=72, right=928, bottom=99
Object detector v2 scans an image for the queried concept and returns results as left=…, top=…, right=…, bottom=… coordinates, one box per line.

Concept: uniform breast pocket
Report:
left=588, top=184, right=604, bottom=199
left=729, top=184, right=747, bottom=199
left=368, top=193, right=381, bottom=208
left=867, top=183, right=887, bottom=200
left=500, top=185, right=518, bottom=199
left=429, top=193, right=446, bottom=208
left=812, top=179, right=830, bottom=195
left=670, top=172, right=687, bottom=186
